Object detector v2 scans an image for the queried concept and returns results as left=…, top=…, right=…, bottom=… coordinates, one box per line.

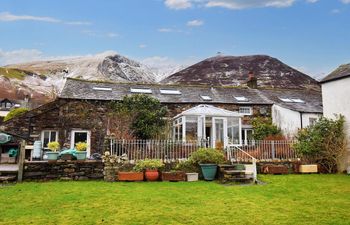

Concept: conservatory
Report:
left=173, top=105, right=242, bottom=148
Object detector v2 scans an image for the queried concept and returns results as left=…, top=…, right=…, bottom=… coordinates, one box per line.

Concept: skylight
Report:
left=93, top=87, right=112, bottom=91
left=291, top=98, right=305, bottom=103
left=234, top=96, right=248, bottom=102
left=130, top=88, right=152, bottom=94
left=279, top=97, right=305, bottom=103
left=201, top=95, right=212, bottom=101
left=160, top=89, right=181, bottom=95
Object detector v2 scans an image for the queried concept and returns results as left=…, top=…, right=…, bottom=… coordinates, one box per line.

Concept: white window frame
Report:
left=41, top=130, right=59, bottom=149
left=239, top=107, right=253, bottom=115
left=71, top=130, right=91, bottom=157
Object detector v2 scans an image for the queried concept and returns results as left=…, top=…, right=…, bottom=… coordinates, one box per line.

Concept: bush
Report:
left=4, top=108, right=29, bottom=122
left=47, top=141, right=60, bottom=152
left=134, top=159, right=165, bottom=171
left=252, top=117, right=282, bottom=140
left=175, top=160, right=200, bottom=173
left=294, top=116, right=346, bottom=173
left=189, top=148, right=225, bottom=164
left=110, top=95, right=168, bottom=139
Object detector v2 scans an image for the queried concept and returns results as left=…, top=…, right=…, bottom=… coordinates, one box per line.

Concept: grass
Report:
left=0, top=67, right=27, bottom=80
left=0, top=175, right=349, bottom=225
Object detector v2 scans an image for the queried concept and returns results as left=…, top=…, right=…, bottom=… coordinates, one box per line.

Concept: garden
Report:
left=0, top=175, right=349, bottom=225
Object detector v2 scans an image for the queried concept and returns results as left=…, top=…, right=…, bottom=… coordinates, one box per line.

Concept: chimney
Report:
left=247, top=71, right=258, bottom=89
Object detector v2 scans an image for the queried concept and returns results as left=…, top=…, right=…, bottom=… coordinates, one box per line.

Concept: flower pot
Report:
left=118, top=172, right=144, bottom=181
left=200, top=164, right=218, bottom=181
left=299, top=164, right=318, bottom=173
left=186, top=173, right=198, bottom=182
left=145, top=169, right=159, bottom=181
left=46, top=152, right=59, bottom=161
left=75, top=151, right=87, bottom=160
left=161, top=171, right=185, bottom=181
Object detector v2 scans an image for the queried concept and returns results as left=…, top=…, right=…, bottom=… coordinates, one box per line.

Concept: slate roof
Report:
left=59, top=78, right=323, bottom=113
left=321, top=63, right=350, bottom=83
left=59, top=78, right=273, bottom=105
left=259, top=89, right=323, bottom=113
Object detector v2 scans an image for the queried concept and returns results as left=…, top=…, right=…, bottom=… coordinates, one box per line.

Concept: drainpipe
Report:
left=299, top=112, right=303, bottom=129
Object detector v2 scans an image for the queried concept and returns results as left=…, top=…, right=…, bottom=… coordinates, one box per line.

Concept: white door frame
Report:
left=71, top=130, right=91, bottom=157
left=212, top=117, right=228, bottom=149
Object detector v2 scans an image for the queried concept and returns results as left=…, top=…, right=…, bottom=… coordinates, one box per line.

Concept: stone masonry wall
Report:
left=24, top=160, right=104, bottom=181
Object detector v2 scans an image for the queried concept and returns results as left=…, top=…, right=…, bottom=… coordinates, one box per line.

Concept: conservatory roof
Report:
left=174, top=104, right=241, bottom=118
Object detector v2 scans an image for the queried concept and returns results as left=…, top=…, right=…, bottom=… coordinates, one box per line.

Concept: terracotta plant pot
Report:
left=118, top=172, right=144, bottom=181
left=145, top=169, right=159, bottom=181
left=161, top=171, right=185, bottom=182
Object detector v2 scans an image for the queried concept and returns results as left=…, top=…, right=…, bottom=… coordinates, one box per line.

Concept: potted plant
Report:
left=175, top=160, right=199, bottom=182
left=161, top=167, right=186, bottom=182
left=134, top=159, right=164, bottom=181
left=75, top=142, right=88, bottom=160
left=189, top=148, right=225, bottom=181
left=46, top=141, right=60, bottom=160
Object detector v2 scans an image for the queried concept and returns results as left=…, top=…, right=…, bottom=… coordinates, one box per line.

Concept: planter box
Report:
left=161, top=172, right=185, bottom=182
left=262, top=164, right=289, bottom=174
left=186, top=173, right=198, bottom=182
left=299, top=165, right=318, bottom=173
left=118, top=172, right=144, bottom=181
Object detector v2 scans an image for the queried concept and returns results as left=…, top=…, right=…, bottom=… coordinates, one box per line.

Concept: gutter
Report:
left=300, top=112, right=303, bottom=129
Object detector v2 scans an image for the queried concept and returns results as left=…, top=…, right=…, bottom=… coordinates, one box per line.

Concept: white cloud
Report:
left=164, top=0, right=322, bottom=10
left=139, top=44, right=147, bottom=49
left=331, top=9, right=341, bottom=14
left=157, top=28, right=183, bottom=33
left=187, top=19, right=204, bottom=26
left=82, top=30, right=119, bottom=38
left=165, top=0, right=192, bottom=9
left=341, top=0, right=350, bottom=4
left=0, top=11, right=90, bottom=26
left=0, top=49, right=44, bottom=65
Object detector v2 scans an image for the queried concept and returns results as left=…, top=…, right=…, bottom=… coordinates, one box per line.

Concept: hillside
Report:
left=161, top=55, right=320, bottom=90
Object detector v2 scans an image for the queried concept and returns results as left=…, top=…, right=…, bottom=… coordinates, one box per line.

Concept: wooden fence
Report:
left=107, top=139, right=298, bottom=162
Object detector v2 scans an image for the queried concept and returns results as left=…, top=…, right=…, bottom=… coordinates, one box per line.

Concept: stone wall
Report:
left=23, top=160, right=104, bottom=181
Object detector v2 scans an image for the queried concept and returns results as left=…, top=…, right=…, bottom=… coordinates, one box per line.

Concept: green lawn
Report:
left=0, top=175, right=349, bottom=225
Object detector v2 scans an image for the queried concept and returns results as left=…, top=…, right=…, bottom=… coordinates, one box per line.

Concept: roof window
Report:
left=234, top=96, right=248, bottom=102
left=130, top=88, right=152, bottom=94
left=92, top=87, right=112, bottom=91
left=160, top=89, right=181, bottom=95
left=201, top=95, right=212, bottom=101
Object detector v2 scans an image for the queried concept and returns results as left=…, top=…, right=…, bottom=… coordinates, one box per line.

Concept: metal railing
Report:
left=107, top=138, right=298, bottom=162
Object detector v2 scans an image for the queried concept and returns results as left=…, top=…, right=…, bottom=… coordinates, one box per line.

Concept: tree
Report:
left=4, top=108, right=29, bottom=122
left=294, top=116, right=346, bottom=173
left=252, top=117, right=282, bottom=140
left=109, top=94, right=168, bottom=139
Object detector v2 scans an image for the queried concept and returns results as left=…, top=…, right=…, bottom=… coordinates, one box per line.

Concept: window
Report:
left=200, top=95, right=212, bottom=101
left=92, top=87, right=112, bottom=91
left=227, top=117, right=240, bottom=145
left=279, top=97, right=305, bottom=103
left=130, top=88, right=152, bottom=94
left=234, top=96, right=248, bottom=102
left=160, top=89, right=181, bottom=95
left=239, top=107, right=252, bottom=115
left=41, top=130, right=58, bottom=149
left=71, top=130, right=91, bottom=156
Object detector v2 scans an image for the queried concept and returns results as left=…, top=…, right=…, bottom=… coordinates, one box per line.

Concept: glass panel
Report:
left=74, top=132, right=88, bottom=145
left=50, top=131, right=57, bottom=142
left=186, top=116, right=198, bottom=141
left=228, top=118, right=240, bottom=145
left=43, top=131, right=50, bottom=148
left=215, top=119, right=224, bottom=148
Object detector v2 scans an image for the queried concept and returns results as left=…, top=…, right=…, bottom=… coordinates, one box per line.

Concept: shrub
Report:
left=294, top=115, right=346, bottom=173
left=47, top=141, right=60, bottom=152
left=175, top=160, right=200, bottom=173
left=252, top=117, right=282, bottom=140
left=4, top=108, right=29, bottom=122
left=189, top=148, right=225, bottom=164
left=75, top=142, right=87, bottom=151
left=134, top=159, right=165, bottom=171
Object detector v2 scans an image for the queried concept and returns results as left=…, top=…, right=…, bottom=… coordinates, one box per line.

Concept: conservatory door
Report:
left=212, top=118, right=227, bottom=149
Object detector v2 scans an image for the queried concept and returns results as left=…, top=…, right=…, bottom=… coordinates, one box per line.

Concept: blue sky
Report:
left=0, top=0, right=349, bottom=78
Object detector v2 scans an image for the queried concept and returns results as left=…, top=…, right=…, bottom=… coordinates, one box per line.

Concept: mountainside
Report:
left=0, top=53, right=157, bottom=104
left=161, top=55, right=320, bottom=90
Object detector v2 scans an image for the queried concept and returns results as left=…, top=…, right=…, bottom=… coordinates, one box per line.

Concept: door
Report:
left=71, top=130, right=91, bottom=157
left=212, top=117, right=227, bottom=149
